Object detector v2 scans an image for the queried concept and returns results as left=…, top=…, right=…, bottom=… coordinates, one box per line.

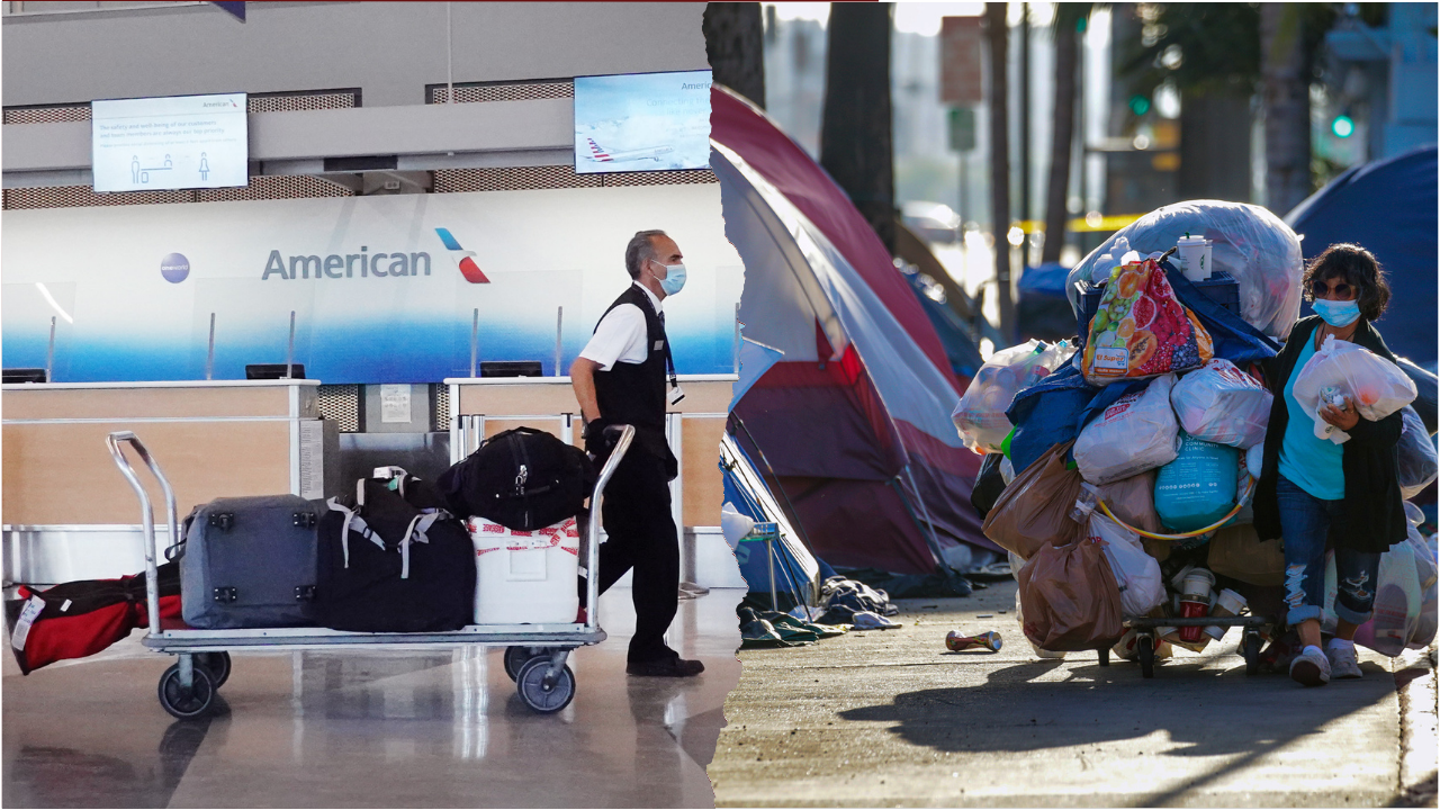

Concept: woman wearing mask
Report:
left=1252, top=243, right=1407, bottom=687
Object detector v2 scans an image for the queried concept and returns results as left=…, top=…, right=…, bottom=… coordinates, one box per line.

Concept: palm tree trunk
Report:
left=985, top=2, right=1013, bottom=344
left=1041, top=16, right=1078, bottom=264
left=819, top=2, right=896, bottom=254
left=1261, top=3, right=1311, bottom=214
left=703, top=3, right=766, bottom=109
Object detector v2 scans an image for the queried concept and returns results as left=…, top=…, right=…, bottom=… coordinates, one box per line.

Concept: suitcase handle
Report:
left=106, top=431, right=178, bottom=637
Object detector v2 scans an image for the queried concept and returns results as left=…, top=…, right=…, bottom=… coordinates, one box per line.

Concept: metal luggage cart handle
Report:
left=584, top=424, right=634, bottom=632
left=105, top=431, right=178, bottom=635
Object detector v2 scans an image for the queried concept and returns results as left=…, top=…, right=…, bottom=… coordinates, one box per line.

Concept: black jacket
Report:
left=1252, top=316, right=1406, bottom=554
left=592, top=285, right=679, bottom=478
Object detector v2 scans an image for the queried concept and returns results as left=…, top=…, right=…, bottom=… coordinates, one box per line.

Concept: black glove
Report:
left=584, top=417, right=615, bottom=457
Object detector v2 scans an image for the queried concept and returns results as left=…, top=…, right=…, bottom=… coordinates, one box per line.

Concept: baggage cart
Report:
left=105, top=425, right=636, bottom=719
left=1099, top=614, right=1273, bottom=679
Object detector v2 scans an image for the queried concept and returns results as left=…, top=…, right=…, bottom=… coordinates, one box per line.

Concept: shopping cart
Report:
left=105, top=425, right=635, bottom=719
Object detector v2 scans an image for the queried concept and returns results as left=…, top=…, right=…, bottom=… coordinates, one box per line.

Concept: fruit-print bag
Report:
left=1081, top=258, right=1214, bottom=387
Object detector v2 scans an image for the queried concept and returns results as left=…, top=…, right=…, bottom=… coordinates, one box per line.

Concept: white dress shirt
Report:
left=579, top=281, right=664, bottom=371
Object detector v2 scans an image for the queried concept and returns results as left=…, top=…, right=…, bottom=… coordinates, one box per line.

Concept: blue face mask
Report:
left=1313, top=298, right=1361, bottom=327
left=656, top=262, right=687, bottom=296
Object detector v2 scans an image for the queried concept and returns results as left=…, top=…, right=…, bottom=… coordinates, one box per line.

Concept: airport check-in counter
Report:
left=2, top=380, right=336, bottom=589
left=446, top=374, right=747, bottom=589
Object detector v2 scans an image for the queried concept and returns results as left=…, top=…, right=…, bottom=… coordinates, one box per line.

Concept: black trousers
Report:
left=587, top=448, right=680, bottom=663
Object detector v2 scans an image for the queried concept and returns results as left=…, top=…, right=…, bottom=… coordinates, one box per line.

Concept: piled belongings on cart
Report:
left=954, top=201, right=1439, bottom=663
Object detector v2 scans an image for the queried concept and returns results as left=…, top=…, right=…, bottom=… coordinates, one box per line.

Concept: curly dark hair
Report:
left=1302, top=243, right=1391, bottom=323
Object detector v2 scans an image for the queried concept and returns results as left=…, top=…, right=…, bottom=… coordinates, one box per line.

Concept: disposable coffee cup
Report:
left=1203, top=588, right=1248, bottom=641
left=1179, top=598, right=1209, bottom=642
left=1180, top=568, right=1216, bottom=601
left=1175, top=235, right=1211, bottom=282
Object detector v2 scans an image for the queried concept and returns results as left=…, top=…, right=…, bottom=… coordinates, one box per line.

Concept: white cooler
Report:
left=467, top=517, right=580, bottom=625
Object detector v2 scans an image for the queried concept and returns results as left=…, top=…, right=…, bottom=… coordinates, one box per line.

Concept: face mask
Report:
left=1313, top=298, right=1360, bottom=328
left=655, top=261, right=687, bottom=296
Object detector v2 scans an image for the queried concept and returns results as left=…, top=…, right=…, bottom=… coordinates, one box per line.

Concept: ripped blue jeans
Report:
left=1275, top=473, right=1382, bottom=627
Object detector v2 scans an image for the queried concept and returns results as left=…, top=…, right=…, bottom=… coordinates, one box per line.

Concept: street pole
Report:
left=1019, top=2, right=1031, bottom=263
left=985, top=3, right=1014, bottom=347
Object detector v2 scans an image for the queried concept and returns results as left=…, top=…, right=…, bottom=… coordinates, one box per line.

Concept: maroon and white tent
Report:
left=711, top=87, right=998, bottom=575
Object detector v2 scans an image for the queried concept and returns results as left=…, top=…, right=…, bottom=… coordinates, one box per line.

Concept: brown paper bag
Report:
left=982, top=442, right=1085, bottom=559
left=1207, top=524, right=1284, bottom=586
left=1017, top=524, right=1126, bottom=651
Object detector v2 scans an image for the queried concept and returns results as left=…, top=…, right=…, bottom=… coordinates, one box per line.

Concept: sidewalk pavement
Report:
left=710, top=579, right=1436, bottom=808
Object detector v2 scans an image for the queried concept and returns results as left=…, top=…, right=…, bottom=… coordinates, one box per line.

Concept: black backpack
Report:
left=438, top=427, right=596, bottom=531
left=315, top=468, right=476, bottom=633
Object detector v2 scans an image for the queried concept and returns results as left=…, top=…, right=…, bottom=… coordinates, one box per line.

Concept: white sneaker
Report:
left=1290, top=646, right=1331, bottom=687
left=1326, top=643, right=1363, bottom=679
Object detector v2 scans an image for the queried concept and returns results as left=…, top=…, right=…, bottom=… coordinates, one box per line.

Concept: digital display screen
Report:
left=573, top=70, right=712, bottom=174
left=91, top=93, right=248, bottom=192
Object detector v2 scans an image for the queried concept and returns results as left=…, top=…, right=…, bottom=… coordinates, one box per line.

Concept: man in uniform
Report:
left=570, top=229, right=703, bottom=677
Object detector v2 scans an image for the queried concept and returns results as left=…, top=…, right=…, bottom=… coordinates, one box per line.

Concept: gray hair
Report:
left=624, top=229, right=668, bottom=280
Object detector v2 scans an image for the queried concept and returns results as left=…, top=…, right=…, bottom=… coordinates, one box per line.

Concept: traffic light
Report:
left=1331, top=114, right=1355, bottom=138
left=1129, top=95, right=1151, bottom=116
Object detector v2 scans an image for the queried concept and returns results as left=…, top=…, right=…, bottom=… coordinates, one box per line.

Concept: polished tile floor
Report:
left=2, top=588, right=744, bottom=808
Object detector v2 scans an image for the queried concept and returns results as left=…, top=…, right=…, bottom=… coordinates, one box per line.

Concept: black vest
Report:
left=593, top=285, right=676, bottom=472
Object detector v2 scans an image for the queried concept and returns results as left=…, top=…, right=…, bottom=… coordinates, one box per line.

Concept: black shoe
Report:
left=626, top=657, right=705, bottom=678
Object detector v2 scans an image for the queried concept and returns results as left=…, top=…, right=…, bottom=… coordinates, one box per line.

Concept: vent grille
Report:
left=248, top=90, right=359, bottom=114
left=196, top=175, right=353, bottom=203
left=428, top=81, right=573, bottom=104
left=317, top=385, right=362, bottom=433
left=2, top=176, right=354, bottom=210
left=434, top=166, right=715, bottom=193
left=433, top=384, right=451, bottom=431
left=3, top=90, right=358, bottom=126
left=3, top=186, right=194, bottom=209
left=3, top=104, right=90, bottom=125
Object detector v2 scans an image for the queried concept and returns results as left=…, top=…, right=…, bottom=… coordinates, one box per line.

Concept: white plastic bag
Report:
left=1091, top=514, right=1166, bottom=619
left=953, top=340, right=1074, bottom=452
left=1067, top=200, right=1305, bottom=340
left=1397, top=405, right=1438, bottom=499
left=1293, top=334, right=1417, bottom=444
left=1322, top=525, right=1436, bottom=655
left=1074, top=373, right=1180, bottom=485
left=1170, top=359, right=1272, bottom=448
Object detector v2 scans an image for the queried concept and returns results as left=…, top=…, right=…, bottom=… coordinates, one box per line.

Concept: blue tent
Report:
left=720, top=432, right=821, bottom=606
left=1285, top=145, right=1438, bottom=368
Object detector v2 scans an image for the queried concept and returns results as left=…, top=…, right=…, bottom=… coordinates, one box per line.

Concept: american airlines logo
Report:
left=258, top=227, right=488, bottom=283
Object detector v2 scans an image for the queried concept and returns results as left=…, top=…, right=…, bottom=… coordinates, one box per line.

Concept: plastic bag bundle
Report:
left=1089, top=514, right=1166, bottom=619
left=982, top=443, right=1086, bottom=559
left=1323, top=525, right=1438, bottom=655
left=1293, top=334, right=1418, bottom=444
left=1066, top=200, right=1305, bottom=340
left=1081, top=259, right=1214, bottom=386
left=1398, top=406, right=1438, bottom=499
left=1074, top=374, right=1180, bottom=485
left=953, top=340, right=1074, bottom=452
left=1016, top=525, right=1126, bottom=652
left=1154, top=431, right=1240, bottom=533
left=1169, top=359, right=1272, bottom=448
left=1398, top=358, right=1438, bottom=435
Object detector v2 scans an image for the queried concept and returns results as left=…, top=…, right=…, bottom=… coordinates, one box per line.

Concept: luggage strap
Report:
left=326, top=498, right=384, bottom=569
left=397, top=510, right=445, bottom=580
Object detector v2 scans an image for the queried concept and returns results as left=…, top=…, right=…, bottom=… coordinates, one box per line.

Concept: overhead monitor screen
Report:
left=91, top=93, right=248, bottom=192
left=573, top=70, right=711, bottom=174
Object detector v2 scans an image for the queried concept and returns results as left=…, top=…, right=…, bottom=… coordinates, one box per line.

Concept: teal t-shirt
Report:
left=1278, top=337, right=1345, bottom=500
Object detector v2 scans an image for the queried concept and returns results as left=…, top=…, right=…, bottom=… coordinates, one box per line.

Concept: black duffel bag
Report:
left=316, top=468, right=475, bottom=633
left=438, top=427, right=596, bottom=531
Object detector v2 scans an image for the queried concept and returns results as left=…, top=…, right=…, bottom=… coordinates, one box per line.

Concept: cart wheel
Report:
left=1097, top=647, right=1110, bottom=667
left=195, top=652, right=231, bottom=688
left=515, top=657, right=575, bottom=713
left=1138, top=635, right=1156, bottom=679
left=1243, top=631, right=1261, bottom=676
left=157, top=663, right=215, bottom=720
left=504, top=646, right=555, bottom=682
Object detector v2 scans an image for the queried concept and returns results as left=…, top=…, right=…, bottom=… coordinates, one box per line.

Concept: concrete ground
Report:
left=3, top=586, right=744, bottom=808
left=710, top=580, right=1437, bottom=808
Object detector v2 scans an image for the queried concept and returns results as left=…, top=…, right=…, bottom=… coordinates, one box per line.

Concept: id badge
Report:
left=668, top=385, right=686, bottom=406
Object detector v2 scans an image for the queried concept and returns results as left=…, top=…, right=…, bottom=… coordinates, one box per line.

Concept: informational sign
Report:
left=948, top=107, right=977, bottom=152
left=1, top=185, right=743, bottom=384
left=940, top=17, right=985, bottom=105
left=91, top=93, right=248, bottom=192
left=574, top=70, right=712, bottom=174
left=379, top=384, right=412, bottom=423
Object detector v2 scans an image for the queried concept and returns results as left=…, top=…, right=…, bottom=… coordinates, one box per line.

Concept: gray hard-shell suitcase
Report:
left=177, top=495, right=322, bottom=629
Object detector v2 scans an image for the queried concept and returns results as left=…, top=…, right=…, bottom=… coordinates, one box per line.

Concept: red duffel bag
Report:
left=7, top=562, right=182, bottom=675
